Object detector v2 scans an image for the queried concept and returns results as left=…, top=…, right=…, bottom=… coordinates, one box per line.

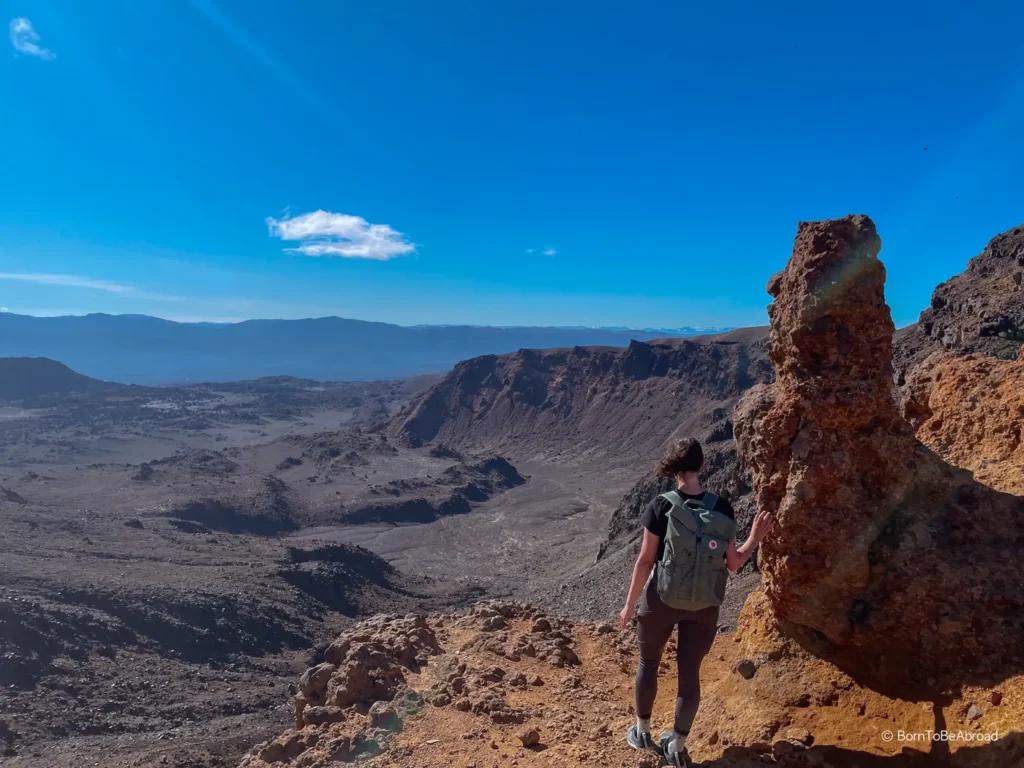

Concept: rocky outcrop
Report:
left=343, top=456, right=526, bottom=525
left=239, top=601, right=600, bottom=768
left=895, top=222, right=1024, bottom=375
left=733, top=215, right=1024, bottom=695
left=0, top=486, right=27, bottom=505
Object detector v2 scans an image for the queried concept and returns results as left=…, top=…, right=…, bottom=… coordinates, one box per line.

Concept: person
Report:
left=618, top=438, right=775, bottom=767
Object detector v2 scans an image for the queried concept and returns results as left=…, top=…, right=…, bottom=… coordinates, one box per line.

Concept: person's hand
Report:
left=749, top=510, right=776, bottom=544
left=618, top=604, right=633, bottom=630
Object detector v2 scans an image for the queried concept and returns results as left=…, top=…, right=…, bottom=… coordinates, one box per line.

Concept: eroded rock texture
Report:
left=734, top=215, right=1024, bottom=695
left=894, top=222, right=1024, bottom=375
left=902, top=349, right=1024, bottom=496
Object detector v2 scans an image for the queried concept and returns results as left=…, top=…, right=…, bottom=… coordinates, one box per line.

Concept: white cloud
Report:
left=266, top=210, right=415, bottom=260
left=525, top=248, right=535, bottom=254
left=543, top=247, right=557, bottom=257
left=0, top=307, right=8, bottom=312
left=9, top=18, right=55, bottom=60
left=0, top=273, right=181, bottom=302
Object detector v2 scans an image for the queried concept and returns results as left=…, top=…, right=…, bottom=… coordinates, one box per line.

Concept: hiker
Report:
left=618, top=437, right=775, bottom=767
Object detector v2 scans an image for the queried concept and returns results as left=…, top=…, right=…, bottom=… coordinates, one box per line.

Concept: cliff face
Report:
left=387, top=330, right=772, bottom=465
left=733, top=215, right=1024, bottom=695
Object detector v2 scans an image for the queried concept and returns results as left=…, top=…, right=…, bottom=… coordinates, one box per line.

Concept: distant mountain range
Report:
left=0, top=313, right=731, bottom=384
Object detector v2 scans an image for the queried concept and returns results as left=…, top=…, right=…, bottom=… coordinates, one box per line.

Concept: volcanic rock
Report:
left=732, top=214, right=1024, bottom=694
left=901, top=350, right=1024, bottom=495
left=895, top=222, right=1024, bottom=374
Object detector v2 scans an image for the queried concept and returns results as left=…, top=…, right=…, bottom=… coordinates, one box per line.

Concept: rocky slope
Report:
left=384, top=330, right=773, bottom=624
left=240, top=600, right=1024, bottom=768
left=894, top=222, right=1024, bottom=377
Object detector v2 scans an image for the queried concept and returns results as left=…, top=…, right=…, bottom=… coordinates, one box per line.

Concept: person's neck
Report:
left=676, top=474, right=702, bottom=495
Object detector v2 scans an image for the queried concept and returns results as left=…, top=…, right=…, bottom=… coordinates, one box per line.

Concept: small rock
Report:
left=303, top=705, right=346, bottom=726
left=735, top=659, right=757, bottom=679
left=482, top=666, right=506, bottom=682
left=967, top=704, right=983, bottom=721
left=529, top=675, right=544, bottom=686
left=779, top=727, right=813, bottom=746
left=482, top=616, right=508, bottom=632
left=368, top=701, right=397, bottom=728
left=594, top=622, right=614, bottom=635
left=531, top=618, right=552, bottom=633
left=772, top=735, right=808, bottom=758
left=518, top=728, right=541, bottom=748
left=991, top=691, right=1002, bottom=706
left=508, top=673, right=528, bottom=688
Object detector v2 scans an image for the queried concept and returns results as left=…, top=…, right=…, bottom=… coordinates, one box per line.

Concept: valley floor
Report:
left=1, top=385, right=751, bottom=767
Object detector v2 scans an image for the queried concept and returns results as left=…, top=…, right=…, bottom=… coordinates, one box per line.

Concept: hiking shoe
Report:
left=659, top=731, right=691, bottom=767
left=626, top=724, right=657, bottom=751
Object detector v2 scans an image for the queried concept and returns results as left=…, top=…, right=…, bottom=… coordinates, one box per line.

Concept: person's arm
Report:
left=725, top=509, right=775, bottom=572
left=619, top=529, right=659, bottom=629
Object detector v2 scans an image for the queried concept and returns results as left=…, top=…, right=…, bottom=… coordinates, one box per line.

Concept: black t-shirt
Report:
left=641, top=491, right=736, bottom=561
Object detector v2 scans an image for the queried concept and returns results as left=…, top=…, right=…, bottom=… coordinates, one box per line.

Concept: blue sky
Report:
left=2, top=1, right=1023, bottom=328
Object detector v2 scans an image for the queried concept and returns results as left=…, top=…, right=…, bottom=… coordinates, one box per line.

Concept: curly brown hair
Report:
left=655, top=438, right=704, bottom=478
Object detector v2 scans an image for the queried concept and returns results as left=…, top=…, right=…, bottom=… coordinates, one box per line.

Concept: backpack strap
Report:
left=661, top=490, right=719, bottom=511
left=660, top=491, right=685, bottom=508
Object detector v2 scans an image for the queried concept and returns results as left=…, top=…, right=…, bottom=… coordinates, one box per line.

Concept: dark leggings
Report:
left=634, top=579, right=719, bottom=735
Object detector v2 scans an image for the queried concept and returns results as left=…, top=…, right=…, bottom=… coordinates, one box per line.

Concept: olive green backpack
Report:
left=654, top=491, right=737, bottom=610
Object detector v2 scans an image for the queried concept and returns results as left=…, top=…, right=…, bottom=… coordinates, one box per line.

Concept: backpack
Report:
left=654, top=491, right=737, bottom=611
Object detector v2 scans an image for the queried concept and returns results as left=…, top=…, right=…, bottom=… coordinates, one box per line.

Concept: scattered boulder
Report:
left=530, top=617, right=551, bottom=633
left=482, top=616, right=508, bottom=632
left=131, top=463, right=154, bottom=481
left=294, top=614, right=440, bottom=725
left=518, top=728, right=540, bottom=748
left=302, top=705, right=346, bottom=727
